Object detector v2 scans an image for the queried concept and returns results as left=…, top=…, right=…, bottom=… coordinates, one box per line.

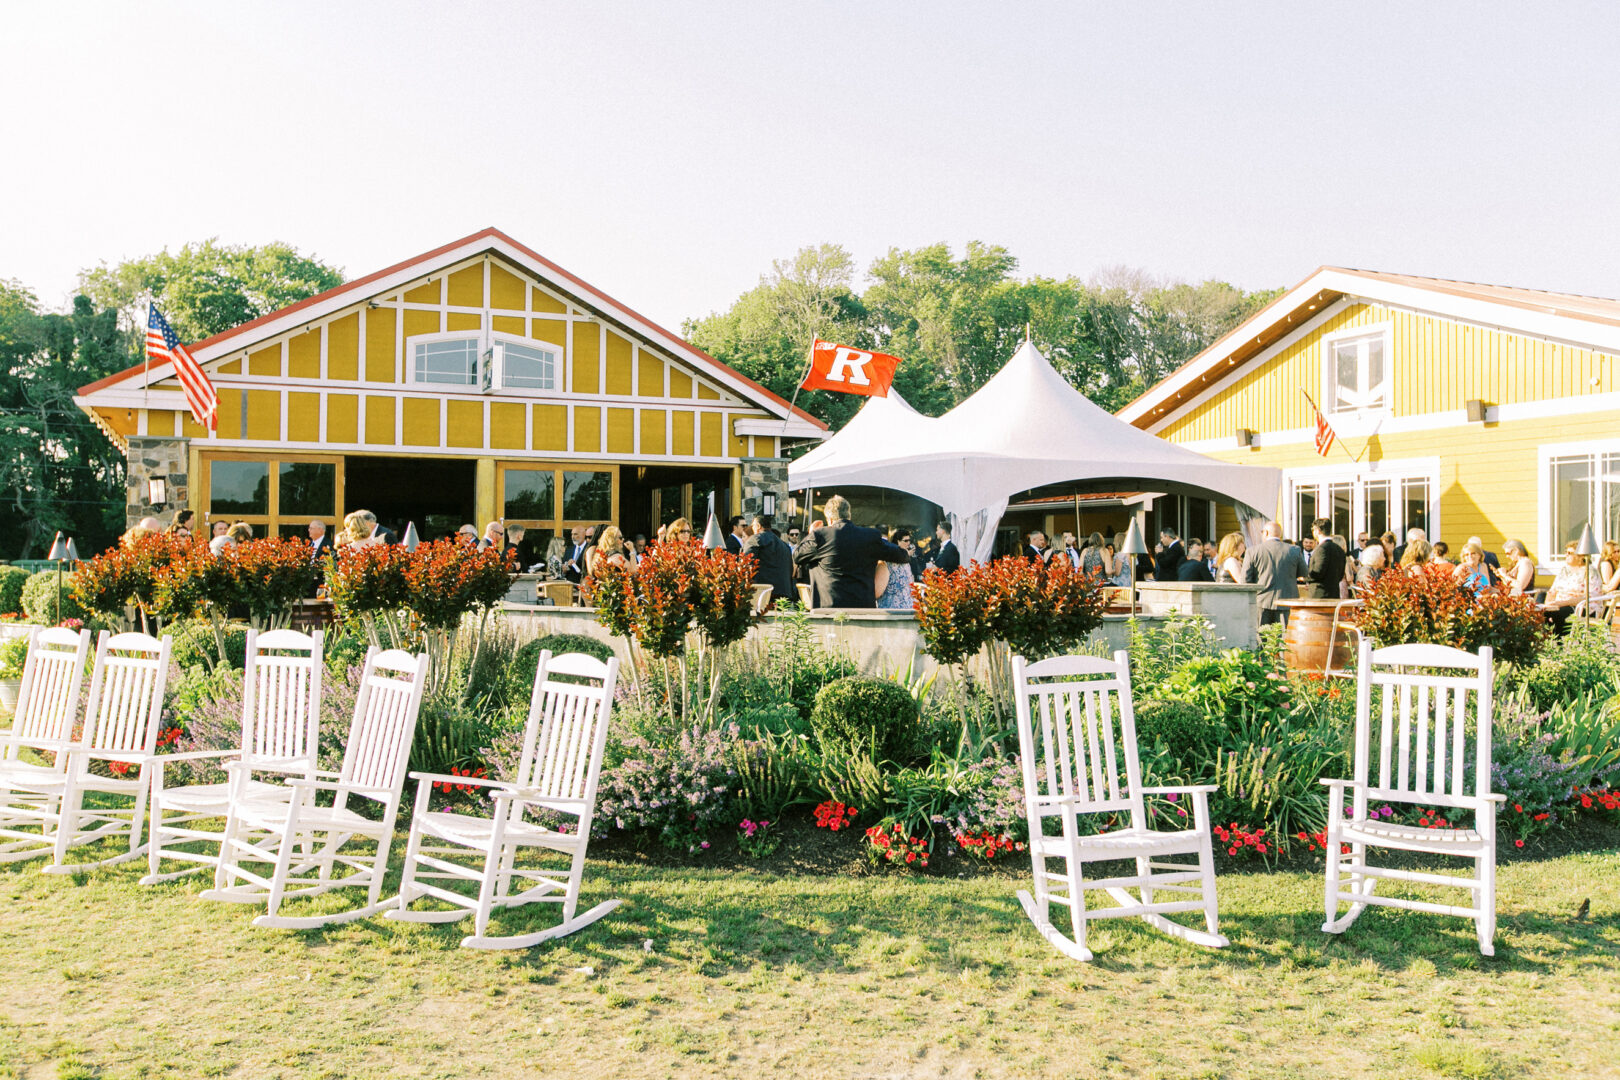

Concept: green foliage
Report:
left=1159, top=649, right=1294, bottom=725
left=324, top=630, right=369, bottom=674
left=507, top=633, right=615, bottom=699
left=731, top=730, right=817, bottom=822
left=21, top=571, right=87, bottom=625
left=410, top=699, right=496, bottom=778
left=0, top=634, right=28, bottom=680
left=1211, top=707, right=1350, bottom=843
left=813, top=751, right=887, bottom=818
left=78, top=238, right=344, bottom=344
left=1503, top=622, right=1620, bottom=712
left=723, top=603, right=859, bottom=726
left=0, top=566, right=29, bottom=616
left=810, top=676, right=924, bottom=764
left=169, top=620, right=248, bottom=671
left=1132, top=697, right=1220, bottom=770
left=1126, top=614, right=1225, bottom=687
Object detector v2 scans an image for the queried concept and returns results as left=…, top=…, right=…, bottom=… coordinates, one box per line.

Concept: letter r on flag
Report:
left=802, top=339, right=903, bottom=397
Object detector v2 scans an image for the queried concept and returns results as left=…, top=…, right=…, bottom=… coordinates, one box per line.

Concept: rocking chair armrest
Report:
left=63, top=747, right=153, bottom=765
left=1319, top=778, right=1358, bottom=790
left=489, top=788, right=587, bottom=807
left=284, top=778, right=393, bottom=799
left=1139, top=784, right=1218, bottom=796
left=155, top=749, right=243, bottom=763
left=224, top=760, right=324, bottom=776
left=408, top=771, right=508, bottom=790
left=18, top=738, right=79, bottom=754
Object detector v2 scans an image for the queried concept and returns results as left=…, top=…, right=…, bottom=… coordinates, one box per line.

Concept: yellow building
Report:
left=1120, top=267, right=1620, bottom=575
left=77, top=228, right=826, bottom=550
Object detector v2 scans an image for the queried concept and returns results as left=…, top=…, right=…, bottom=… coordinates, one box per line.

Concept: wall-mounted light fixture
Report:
left=762, top=493, right=777, bottom=516
left=148, top=476, right=167, bottom=506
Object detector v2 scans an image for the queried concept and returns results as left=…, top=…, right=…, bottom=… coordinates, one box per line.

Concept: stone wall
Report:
left=738, top=456, right=790, bottom=522
left=124, top=437, right=190, bottom=529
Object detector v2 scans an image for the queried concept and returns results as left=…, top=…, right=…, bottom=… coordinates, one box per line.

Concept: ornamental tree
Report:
left=1354, top=563, right=1546, bottom=665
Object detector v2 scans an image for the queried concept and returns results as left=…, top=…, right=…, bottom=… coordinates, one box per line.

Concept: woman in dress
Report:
left=1453, top=542, right=1493, bottom=591
left=1544, top=541, right=1601, bottom=635
left=1502, top=539, right=1536, bottom=596
left=1107, top=532, right=1133, bottom=587
left=875, top=527, right=917, bottom=610
left=1080, top=531, right=1108, bottom=578
left=1399, top=539, right=1432, bottom=575
left=1214, top=532, right=1246, bottom=583
left=586, top=526, right=630, bottom=579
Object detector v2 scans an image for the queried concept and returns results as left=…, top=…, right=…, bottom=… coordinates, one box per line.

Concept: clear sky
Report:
left=5, top=2, right=1619, bottom=329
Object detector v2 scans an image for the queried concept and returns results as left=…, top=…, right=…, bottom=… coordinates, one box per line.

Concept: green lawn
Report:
left=2, top=841, right=1617, bottom=1079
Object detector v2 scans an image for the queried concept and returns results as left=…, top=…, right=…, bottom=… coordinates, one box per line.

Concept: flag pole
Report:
left=1300, top=389, right=1361, bottom=464
left=779, top=337, right=821, bottom=438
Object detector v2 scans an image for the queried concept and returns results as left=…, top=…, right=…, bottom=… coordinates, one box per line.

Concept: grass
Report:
left=1, top=837, right=1617, bottom=1079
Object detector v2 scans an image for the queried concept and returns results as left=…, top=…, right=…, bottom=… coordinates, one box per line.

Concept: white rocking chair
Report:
left=389, top=651, right=621, bottom=949
left=1323, top=640, right=1503, bottom=955
left=1012, top=650, right=1228, bottom=962
left=43, top=631, right=174, bottom=875
left=200, top=646, right=427, bottom=928
left=0, top=627, right=93, bottom=863
left=142, top=629, right=324, bottom=884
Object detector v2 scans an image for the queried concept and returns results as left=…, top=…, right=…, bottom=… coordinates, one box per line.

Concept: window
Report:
left=1284, top=460, right=1438, bottom=544
left=1324, top=329, right=1389, bottom=414
left=497, top=464, right=617, bottom=564
left=413, top=337, right=480, bottom=385
left=1548, top=450, right=1620, bottom=550
left=202, top=453, right=344, bottom=539
left=210, top=460, right=269, bottom=517
left=498, top=340, right=558, bottom=390
left=503, top=469, right=556, bottom=521
left=279, top=462, right=336, bottom=518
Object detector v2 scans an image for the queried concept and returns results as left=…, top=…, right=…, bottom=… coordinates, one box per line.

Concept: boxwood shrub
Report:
left=810, top=676, right=924, bottom=764
left=21, top=571, right=88, bottom=626
left=0, top=566, right=29, bottom=617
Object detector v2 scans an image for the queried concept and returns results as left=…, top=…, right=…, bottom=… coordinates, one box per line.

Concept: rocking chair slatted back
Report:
left=1356, top=640, right=1493, bottom=808
left=516, top=652, right=619, bottom=805
left=339, top=648, right=427, bottom=793
left=1014, top=652, right=1144, bottom=818
left=243, top=629, right=324, bottom=767
left=82, top=632, right=172, bottom=756
left=7, top=627, right=91, bottom=754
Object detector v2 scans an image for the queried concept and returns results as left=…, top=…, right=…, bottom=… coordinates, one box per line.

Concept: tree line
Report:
left=682, top=242, right=1281, bottom=430
left=2, top=237, right=1276, bottom=558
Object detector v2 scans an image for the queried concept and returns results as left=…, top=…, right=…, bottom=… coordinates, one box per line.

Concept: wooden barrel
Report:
left=1278, top=599, right=1357, bottom=675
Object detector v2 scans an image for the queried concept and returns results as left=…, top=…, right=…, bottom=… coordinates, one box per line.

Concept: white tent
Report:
left=788, top=341, right=1282, bottom=562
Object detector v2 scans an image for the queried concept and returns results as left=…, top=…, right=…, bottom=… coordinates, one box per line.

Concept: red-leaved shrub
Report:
left=1354, top=563, right=1546, bottom=665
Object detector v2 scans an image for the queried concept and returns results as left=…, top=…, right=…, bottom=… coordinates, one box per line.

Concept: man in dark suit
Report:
left=1175, top=539, right=1214, bottom=582
left=308, top=519, right=332, bottom=563
left=1242, top=520, right=1310, bottom=625
left=1154, top=527, right=1185, bottom=581
left=562, top=526, right=590, bottom=583
left=1304, top=518, right=1346, bottom=599
left=1024, top=530, right=1050, bottom=563
left=927, top=521, right=960, bottom=573
left=725, top=515, right=746, bottom=556
left=741, top=515, right=793, bottom=604
left=793, top=495, right=910, bottom=609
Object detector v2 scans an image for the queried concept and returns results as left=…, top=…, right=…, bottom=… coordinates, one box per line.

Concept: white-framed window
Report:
left=1284, top=457, right=1438, bottom=545
left=1321, top=324, right=1391, bottom=416
left=496, top=339, right=559, bottom=391
left=411, top=334, right=481, bottom=387
left=1539, top=438, right=1620, bottom=567
left=406, top=331, right=566, bottom=394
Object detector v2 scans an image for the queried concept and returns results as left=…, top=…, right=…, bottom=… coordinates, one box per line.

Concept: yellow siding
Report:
left=606, top=408, right=634, bottom=454
left=574, top=406, right=601, bottom=453
left=181, top=411, right=207, bottom=438
left=217, top=359, right=241, bottom=374
left=531, top=319, right=566, bottom=348
left=403, top=308, right=440, bottom=339
left=328, top=314, right=359, bottom=380
left=490, top=402, right=525, bottom=450
left=605, top=332, right=633, bottom=395
left=699, top=412, right=721, bottom=457
left=1159, top=301, right=1620, bottom=443
left=490, top=264, right=525, bottom=310
left=327, top=394, right=358, bottom=443
left=446, top=400, right=484, bottom=448
left=492, top=315, right=524, bottom=336
left=638, top=351, right=665, bottom=397
left=572, top=325, right=600, bottom=394
left=402, top=398, right=440, bottom=446
left=102, top=407, right=137, bottom=437
left=245, top=391, right=279, bottom=441
left=287, top=393, right=320, bottom=442
left=530, top=287, right=566, bottom=315
left=147, top=410, right=176, bottom=437
left=365, top=309, right=396, bottom=383
left=447, top=265, right=483, bottom=308
left=697, top=383, right=720, bottom=401
left=217, top=389, right=242, bottom=440
left=669, top=369, right=693, bottom=398
left=640, top=408, right=667, bottom=456
left=727, top=416, right=748, bottom=459
left=404, top=280, right=439, bottom=305
left=248, top=345, right=280, bottom=377
left=533, top=404, right=567, bottom=451
left=364, top=395, right=395, bottom=445
left=672, top=410, right=694, bottom=455
left=446, top=312, right=480, bottom=332
left=288, top=332, right=320, bottom=379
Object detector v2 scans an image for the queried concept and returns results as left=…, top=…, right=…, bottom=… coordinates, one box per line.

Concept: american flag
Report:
left=147, top=305, right=217, bottom=432
left=1313, top=406, right=1336, bottom=457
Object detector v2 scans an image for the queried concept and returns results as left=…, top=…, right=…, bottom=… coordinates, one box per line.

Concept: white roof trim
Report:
left=1119, top=267, right=1620, bottom=425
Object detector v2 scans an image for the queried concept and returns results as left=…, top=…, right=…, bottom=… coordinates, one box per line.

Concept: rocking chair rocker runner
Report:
left=141, top=629, right=324, bottom=884
left=388, top=651, right=621, bottom=949
left=1323, top=640, right=1503, bottom=955
left=200, top=646, right=427, bottom=929
left=1012, top=651, right=1228, bottom=962
left=42, top=631, right=174, bottom=875
left=0, top=627, right=93, bottom=864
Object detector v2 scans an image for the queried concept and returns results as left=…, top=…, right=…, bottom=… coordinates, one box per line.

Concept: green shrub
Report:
left=410, top=699, right=495, bottom=778
left=508, top=633, right=616, bottom=699
left=0, top=566, right=30, bottom=617
left=0, top=635, right=29, bottom=680
left=1127, top=614, right=1225, bottom=688
left=1505, top=622, right=1620, bottom=712
left=1159, top=649, right=1294, bottom=725
left=324, top=630, right=369, bottom=674
left=21, top=571, right=88, bottom=626
left=169, top=620, right=248, bottom=671
left=810, top=676, right=925, bottom=764
left=1133, top=697, right=1220, bottom=772
left=731, top=730, right=816, bottom=821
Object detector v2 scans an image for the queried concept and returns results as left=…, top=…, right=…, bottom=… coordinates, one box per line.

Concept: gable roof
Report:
left=1117, top=266, right=1620, bottom=428
left=78, top=227, right=827, bottom=432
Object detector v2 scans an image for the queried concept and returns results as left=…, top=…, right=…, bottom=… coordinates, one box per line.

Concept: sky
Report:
left=5, top=2, right=1620, bottom=330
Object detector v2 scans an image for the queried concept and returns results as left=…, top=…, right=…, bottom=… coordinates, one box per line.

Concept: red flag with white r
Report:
left=802, top=339, right=902, bottom=397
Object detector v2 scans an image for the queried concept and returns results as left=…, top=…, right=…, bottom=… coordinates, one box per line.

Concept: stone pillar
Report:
left=739, top=457, right=790, bottom=524
left=124, top=437, right=191, bottom=529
